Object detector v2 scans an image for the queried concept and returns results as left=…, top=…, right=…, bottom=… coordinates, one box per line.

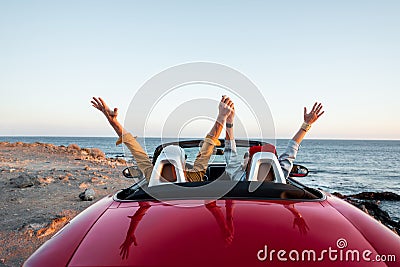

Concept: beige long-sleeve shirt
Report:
left=117, top=133, right=220, bottom=182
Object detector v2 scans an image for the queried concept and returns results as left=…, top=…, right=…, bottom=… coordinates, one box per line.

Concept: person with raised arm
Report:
left=224, top=102, right=325, bottom=181
left=92, top=96, right=234, bottom=182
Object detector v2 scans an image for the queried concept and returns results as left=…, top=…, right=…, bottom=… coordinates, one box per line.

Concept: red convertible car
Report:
left=24, top=140, right=400, bottom=266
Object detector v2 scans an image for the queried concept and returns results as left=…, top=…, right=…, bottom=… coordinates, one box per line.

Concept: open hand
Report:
left=119, top=235, right=137, bottom=260
left=91, top=97, right=119, bottom=123
left=218, top=95, right=234, bottom=120
left=304, top=102, right=324, bottom=125
left=226, top=102, right=235, bottom=124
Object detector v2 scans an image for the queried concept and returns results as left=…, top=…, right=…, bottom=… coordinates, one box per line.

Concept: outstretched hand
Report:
left=91, top=97, right=119, bottom=123
left=226, top=102, right=235, bottom=124
left=304, top=102, right=324, bottom=125
left=91, top=97, right=126, bottom=137
left=119, top=235, right=137, bottom=260
left=218, top=95, right=234, bottom=120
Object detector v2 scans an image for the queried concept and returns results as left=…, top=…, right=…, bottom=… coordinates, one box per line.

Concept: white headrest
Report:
left=247, top=152, right=286, bottom=183
left=149, top=145, right=186, bottom=187
left=160, top=145, right=186, bottom=165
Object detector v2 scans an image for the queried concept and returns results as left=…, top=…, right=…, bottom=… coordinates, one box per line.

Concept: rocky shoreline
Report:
left=0, top=141, right=399, bottom=266
left=333, top=192, right=400, bottom=235
left=0, top=141, right=132, bottom=267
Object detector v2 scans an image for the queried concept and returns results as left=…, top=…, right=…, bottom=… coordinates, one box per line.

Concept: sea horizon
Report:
left=1, top=135, right=399, bottom=142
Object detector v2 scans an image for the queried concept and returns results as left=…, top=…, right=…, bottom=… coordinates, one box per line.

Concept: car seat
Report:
left=247, top=152, right=286, bottom=183
left=149, top=145, right=186, bottom=187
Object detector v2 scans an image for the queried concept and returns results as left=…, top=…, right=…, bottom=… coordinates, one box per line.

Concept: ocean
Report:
left=1, top=136, right=399, bottom=220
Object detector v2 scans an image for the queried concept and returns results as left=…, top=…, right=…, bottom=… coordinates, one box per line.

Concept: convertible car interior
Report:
left=116, top=139, right=322, bottom=202
left=116, top=181, right=322, bottom=202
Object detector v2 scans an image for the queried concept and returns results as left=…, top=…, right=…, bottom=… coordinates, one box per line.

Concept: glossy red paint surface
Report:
left=65, top=198, right=397, bottom=267
left=23, top=196, right=114, bottom=267
left=326, top=193, right=400, bottom=267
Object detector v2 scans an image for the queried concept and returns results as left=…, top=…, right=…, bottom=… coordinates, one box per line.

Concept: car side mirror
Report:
left=290, top=164, right=309, bottom=177
left=122, top=166, right=143, bottom=179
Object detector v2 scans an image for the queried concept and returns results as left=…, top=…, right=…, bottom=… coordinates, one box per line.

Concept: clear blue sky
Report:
left=1, top=1, right=399, bottom=139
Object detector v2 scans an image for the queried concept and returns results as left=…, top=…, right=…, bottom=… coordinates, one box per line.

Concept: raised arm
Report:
left=292, top=102, right=325, bottom=145
left=91, top=97, right=127, bottom=137
left=225, top=100, right=235, bottom=141
left=188, top=96, right=234, bottom=181
left=279, top=102, right=325, bottom=178
left=223, top=101, right=245, bottom=181
left=208, top=95, right=234, bottom=139
left=91, top=97, right=153, bottom=180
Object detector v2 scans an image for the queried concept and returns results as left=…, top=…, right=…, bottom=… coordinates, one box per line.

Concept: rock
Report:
left=348, top=191, right=400, bottom=201
left=10, top=173, right=37, bottom=188
left=79, top=188, right=95, bottom=201
left=333, top=192, right=400, bottom=235
left=37, top=176, right=54, bottom=184
left=117, top=158, right=126, bottom=164
left=80, top=148, right=91, bottom=155
left=36, top=216, right=69, bottom=238
left=20, top=216, right=69, bottom=238
left=79, top=182, right=90, bottom=189
left=20, top=222, right=47, bottom=237
left=67, top=144, right=81, bottom=151
left=90, top=148, right=105, bottom=159
left=332, top=192, right=345, bottom=199
left=59, top=175, right=69, bottom=182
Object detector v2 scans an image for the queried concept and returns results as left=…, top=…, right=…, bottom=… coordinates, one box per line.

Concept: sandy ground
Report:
left=0, top=142, right=133, bottom=267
